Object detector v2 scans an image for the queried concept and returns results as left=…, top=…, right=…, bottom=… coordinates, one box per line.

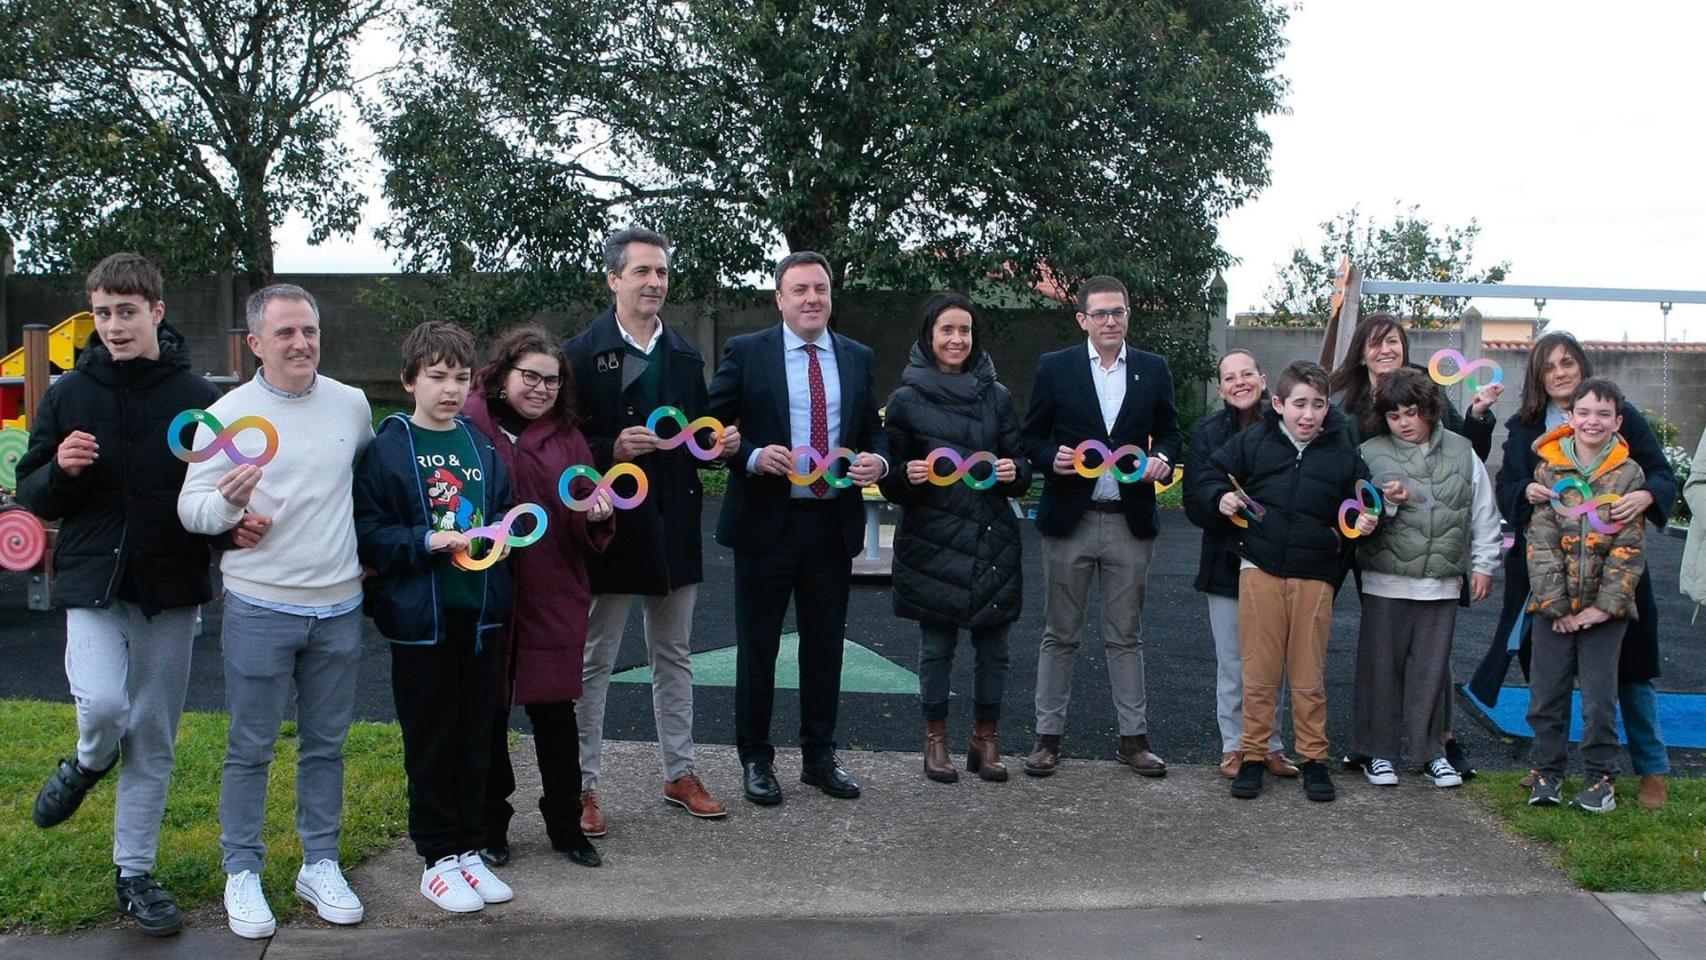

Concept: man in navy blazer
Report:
left=1019, top=275, right=1182, bottom=780
left=707, top=251, right=889, bottom=806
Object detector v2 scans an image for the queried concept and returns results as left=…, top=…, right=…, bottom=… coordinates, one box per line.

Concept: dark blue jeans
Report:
left=919, top=622, right=1010, bottom=722
left=1620, top=680, right=1670, bottom=776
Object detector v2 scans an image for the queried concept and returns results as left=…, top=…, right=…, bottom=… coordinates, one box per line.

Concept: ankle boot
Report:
left=967, top=719, right=1008, bottom=781
left=923, top=719, right=958, bottom=782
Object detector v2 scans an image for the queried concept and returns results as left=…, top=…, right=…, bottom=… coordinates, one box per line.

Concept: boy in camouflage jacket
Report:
left=1525, top=377, right=1646, bottom=813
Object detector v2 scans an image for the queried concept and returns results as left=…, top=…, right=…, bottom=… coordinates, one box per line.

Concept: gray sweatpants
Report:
left=1351, top=595, right=1457, bottom=763
left=1528, top=616, right=1627, bottom=781
left=578, top=585, right=700, bottom=790
left=218, top=596, right=362, bottom=874
left=64, top=602, right=197, bottom=873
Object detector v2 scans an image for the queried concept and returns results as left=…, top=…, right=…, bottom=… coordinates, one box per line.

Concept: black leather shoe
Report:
left=743, top=760, right=782, bottom=806
left=34, top=757, right=111, bottom=828
left=116, top=872, right=182, bottom=937
left=550, top=831, right=601, bottom=867
left=478, top=840, right=510, bottom=868
left=800, top=756, right=861, bottom=799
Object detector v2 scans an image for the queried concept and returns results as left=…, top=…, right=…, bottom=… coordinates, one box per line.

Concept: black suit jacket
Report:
left=707, top=324, right=889, bottom=556
left=1021, top=343, right=1182, bottom=540
left=564, top=309, right=712, bottom=595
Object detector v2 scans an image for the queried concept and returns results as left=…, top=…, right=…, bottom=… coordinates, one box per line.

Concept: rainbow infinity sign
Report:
left=1551, top=476, right=1625, bottom=534
left=1072, top=440, right=1148, bottom=483
left=925, top=448, right=999, bottom=490
left=646, top=406, right=725, bottom=461
left=1339, top=479, right=1384, bottom=538
left=1227, top=474, right=1267, bottom=529
left=452, top=503, right=549, bottom=572
left=559, top=463, right=649, bottom=511
left=1427, top=348, right=1504, bottom=393
left=1370, top=471, right=1438, bottom=509
left=167, top=409, right=280, bottom=467
left=789, top=446, right=857, bottom=488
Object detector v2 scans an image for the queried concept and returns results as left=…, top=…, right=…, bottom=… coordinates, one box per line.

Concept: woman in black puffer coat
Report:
left=880, top=293, right=1031, bottom=784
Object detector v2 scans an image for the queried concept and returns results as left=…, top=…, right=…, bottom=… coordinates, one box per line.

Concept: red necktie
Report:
left=806, top=343, right=830, bottom=498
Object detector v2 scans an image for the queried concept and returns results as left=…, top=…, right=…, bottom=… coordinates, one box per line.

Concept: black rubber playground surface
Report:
left=2, top=504, right=1702, bottom=775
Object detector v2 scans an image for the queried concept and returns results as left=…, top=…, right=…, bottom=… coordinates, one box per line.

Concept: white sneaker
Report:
left=421, top=854, right=483, bottom=913
left=1425, top=757, right=1464, bottom=788
left=458, top=850, right=514, bottom=904
left=296, top=858, right=365, bottom=924
left=224, top=870, right=277, bottom=939
left=1363, top=757, right=1398, bottom=786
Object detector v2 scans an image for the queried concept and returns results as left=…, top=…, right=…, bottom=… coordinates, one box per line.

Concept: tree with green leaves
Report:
left=370, top=0, right=1288, bottom=360
left=0, top=0, right=389, bottom=290
left=1263, top=205, right=1512, bottom=327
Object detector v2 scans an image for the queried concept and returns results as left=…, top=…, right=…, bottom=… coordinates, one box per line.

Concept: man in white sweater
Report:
left=177, top=284, right=372, bottom=939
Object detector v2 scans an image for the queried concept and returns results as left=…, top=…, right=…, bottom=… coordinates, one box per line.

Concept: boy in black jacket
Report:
left=1194, top=361, right=1375, bottom=802
left=16, top=253, right=221, bottom=937
left=353, top=322, right=518, bottom=914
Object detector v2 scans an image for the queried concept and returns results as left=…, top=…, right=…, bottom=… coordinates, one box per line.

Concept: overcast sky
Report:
left=275, top=0, right=1706, bottom=341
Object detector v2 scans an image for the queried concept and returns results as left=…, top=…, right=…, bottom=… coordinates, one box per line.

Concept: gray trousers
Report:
left=1528, top=615, right=1627, bottom=781
left=1035, top=512, right=1154, bottom=737
left=1352, top=595, right=1457, bottom=763
left=1206, top=594, right=1281, bottom=755
left=218, top=596, right=362, bottom=874
left=64, top=602, right=197, bottom=873
left=578, top=585, right=699, bottom=790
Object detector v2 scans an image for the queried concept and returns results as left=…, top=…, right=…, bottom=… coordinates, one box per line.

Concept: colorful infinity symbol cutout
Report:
left=1072, top=440, right=1148, bottom=483
left=0, top=426, right=27, bottom=489
left=1154, top=465, right=1184, bottom=495
left=1551, top=476, right=1625, bottom=534
left=646, top=406, right=725, bottom=461
left=1227, top=475, right=1267, bottom=529
left=1338, top=479, right=1384, bottom=538
left=1427, top=349, right=1504, bottom=393
left=559, top=463, right=649, bottom=511
left=0, top=509, right=46, bottom=572
left=1370, top=471, right=1438, bottom=509
left=452, top=503, right=549, bottom=572
left=789, top=446, right=857, bottom=488
left=925, top=448, right=999, bottom=490
left=167, top=409, right=280, bottom=467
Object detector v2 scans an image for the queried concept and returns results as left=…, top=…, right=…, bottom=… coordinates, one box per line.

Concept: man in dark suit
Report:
left=1020, top=275, right=1182, bottom=779
left=566, top=227, right=739, bottom=835
left=707, top=250, right=889, bottom=805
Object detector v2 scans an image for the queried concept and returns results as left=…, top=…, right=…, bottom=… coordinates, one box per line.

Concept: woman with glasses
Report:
left=464, top=326, right=614, bottom=867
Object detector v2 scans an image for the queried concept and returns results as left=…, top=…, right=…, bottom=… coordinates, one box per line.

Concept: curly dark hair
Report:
left=1371, top=366, right=1444, bottom=435
left=475, top=325, right=579, bottom=431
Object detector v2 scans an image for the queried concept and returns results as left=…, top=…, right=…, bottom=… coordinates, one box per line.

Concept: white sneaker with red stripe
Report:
left=458, top=850, right=514, bottom=904
left=420, top=855, right=483, bottom=913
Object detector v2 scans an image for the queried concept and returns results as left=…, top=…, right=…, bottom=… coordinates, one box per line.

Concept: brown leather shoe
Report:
left=579, top=789, right=607, bottom=837
left=967, top=719, right=1008, bottom=782
left=923, top=719, right=958, bottom=783
left=1023, top=734, right=1061, bottom=777
left=663, top=773, right=729, bottom=818
left=1115, top=735, right=1166, bottom=778
left=1264, top=750, right=1300, bottom=778
left=1637, top=774, right=1667, bottom=810
left=1219, top=751, right=1241, bottom=779
left=1518, top=768, right=1538, bottom=789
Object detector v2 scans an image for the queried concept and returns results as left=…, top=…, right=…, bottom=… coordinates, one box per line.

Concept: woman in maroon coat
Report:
left=465, top=326, right=615, bottom=868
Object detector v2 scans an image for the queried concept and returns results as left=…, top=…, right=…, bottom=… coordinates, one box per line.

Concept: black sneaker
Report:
left=1444, top=738, right=1477, bottom=782
left=1340, top=751, right=1370, bottom=772
left=1300, top=760, right=1336, bottom=802
left=116, top=872, right=182, bottom=937
left=1528, top=773, right=1563, bottom=806
left=1571, top=776, right=1616, bottom=814
left=1229, top=759, right=1265, bottom=799
left=33, top=757, right=112, bottom=828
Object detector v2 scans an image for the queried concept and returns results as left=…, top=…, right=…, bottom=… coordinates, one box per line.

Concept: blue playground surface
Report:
left=1463, top=684, right=1706, bottom=750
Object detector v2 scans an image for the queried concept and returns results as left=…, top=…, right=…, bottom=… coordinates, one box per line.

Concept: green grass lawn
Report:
left=1464, top=771, right=1706, bottom=891
left=0, top=699, right=407, bottom=933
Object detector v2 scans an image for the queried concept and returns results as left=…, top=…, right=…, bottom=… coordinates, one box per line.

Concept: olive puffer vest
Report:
left=1357, top=429, right=1475, bottom=579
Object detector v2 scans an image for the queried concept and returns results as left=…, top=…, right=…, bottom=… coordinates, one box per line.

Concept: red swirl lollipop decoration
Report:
left=0, top=509, right=46, bottom=572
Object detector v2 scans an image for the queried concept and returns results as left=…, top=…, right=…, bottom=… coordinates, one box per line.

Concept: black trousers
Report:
left=485, top=699, right=587, bottom=850
left=733, top=502, right=852, bottom=765
left=390, top=611, right=499, bottom=863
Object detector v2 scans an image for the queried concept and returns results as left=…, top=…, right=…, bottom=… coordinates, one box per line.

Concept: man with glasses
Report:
left=565, top=227, right=737, bottom=834
left=1019, top=275, right=1181, bottom=780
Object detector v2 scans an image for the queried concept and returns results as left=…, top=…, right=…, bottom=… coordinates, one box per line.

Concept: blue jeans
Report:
left=1620, top=680, right=1670, bottom=776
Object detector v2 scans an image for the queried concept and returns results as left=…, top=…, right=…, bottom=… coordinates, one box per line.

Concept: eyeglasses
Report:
left=1084, top=308, right=1129, bottom=322
left=511, top=367, right=563, bottom=390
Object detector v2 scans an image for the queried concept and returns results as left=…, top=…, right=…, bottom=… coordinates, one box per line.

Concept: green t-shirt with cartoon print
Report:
left=411, top=422, right=486, bottom=612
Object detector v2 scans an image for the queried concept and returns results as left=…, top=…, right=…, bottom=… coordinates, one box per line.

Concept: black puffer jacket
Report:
left=1183, top=401, right=1265, bottom=597
left=14, top=323, right=221, bottom=613
left=1191, top=406, right=1369, bottom=585
left=879, top=347, right=1031, bottom=628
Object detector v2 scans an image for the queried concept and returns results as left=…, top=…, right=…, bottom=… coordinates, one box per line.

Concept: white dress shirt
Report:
left=1088, top=341, right=1127, bottom=501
